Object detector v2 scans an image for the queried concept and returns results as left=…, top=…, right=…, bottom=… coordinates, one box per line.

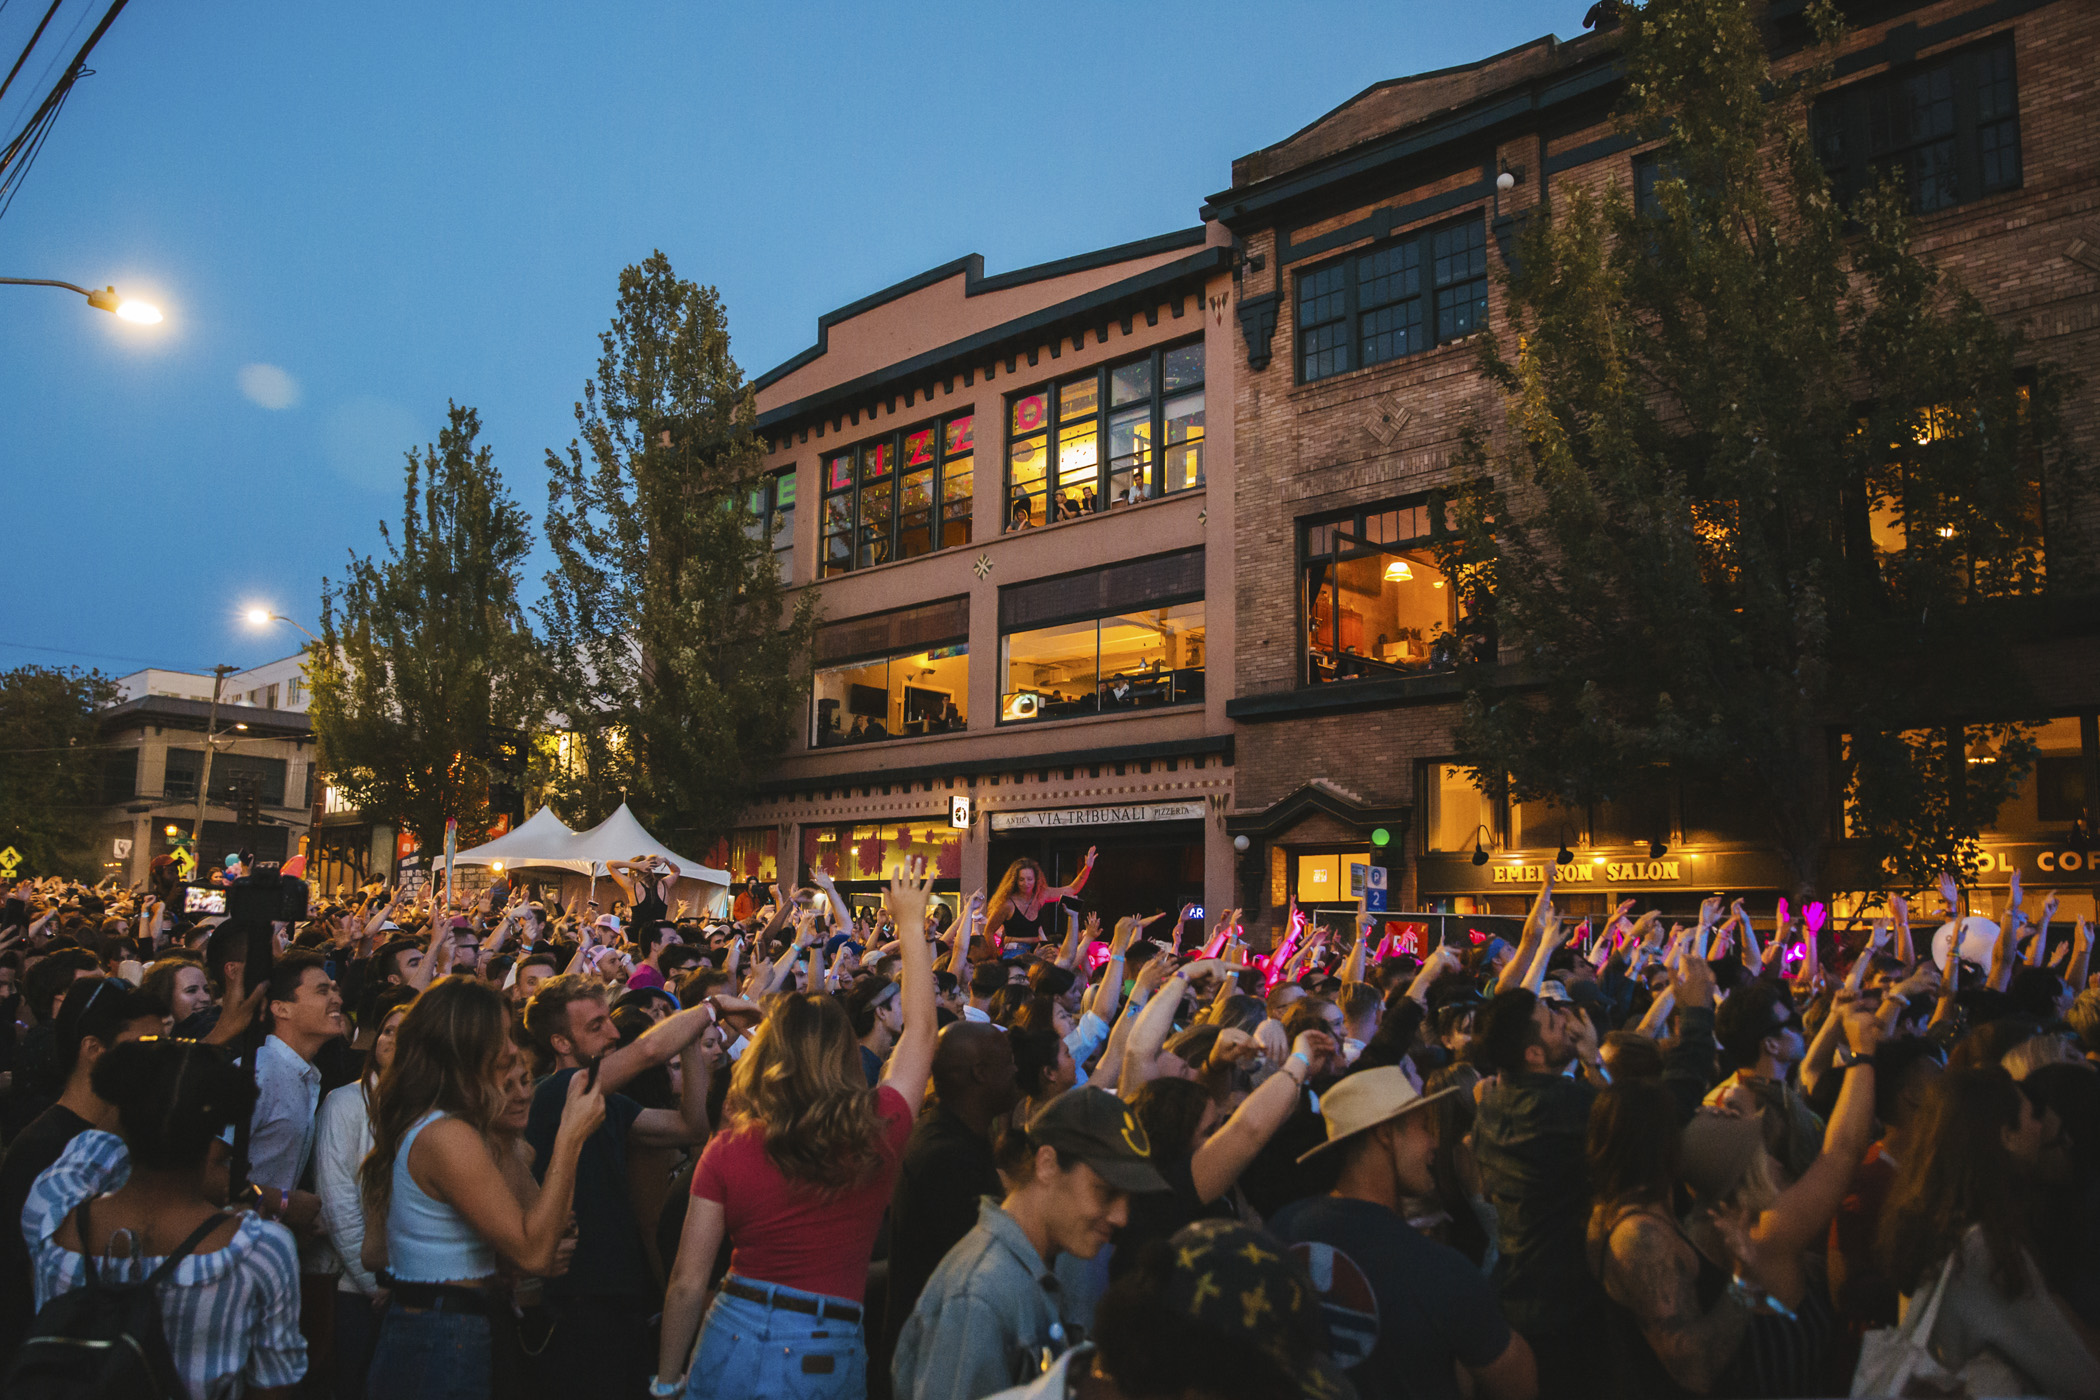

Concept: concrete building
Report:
left=728, top=231, right=1241, bottom=920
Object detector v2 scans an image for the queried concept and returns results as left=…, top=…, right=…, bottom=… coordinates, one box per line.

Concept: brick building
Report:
left=727, top=233, right=1243, bottom=921
left=1207, top=0, right=2100, bottom=931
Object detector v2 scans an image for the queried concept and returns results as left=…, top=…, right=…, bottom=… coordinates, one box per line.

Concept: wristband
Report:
left=649, top=1378, right=683, bottom=1399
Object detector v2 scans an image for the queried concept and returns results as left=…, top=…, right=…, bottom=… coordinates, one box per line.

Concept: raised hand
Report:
left=1937, top=870, right=1960, bottom=912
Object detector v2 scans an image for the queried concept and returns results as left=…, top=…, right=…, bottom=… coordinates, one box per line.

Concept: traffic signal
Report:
left=236, top=774, right=261, bottom=830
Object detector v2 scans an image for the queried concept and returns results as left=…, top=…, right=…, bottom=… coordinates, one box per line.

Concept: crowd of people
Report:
left=2, top=848, right=2099, bottom=1400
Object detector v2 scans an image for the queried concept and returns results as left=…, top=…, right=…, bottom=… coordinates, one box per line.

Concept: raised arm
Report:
left=880, top=858, right=937, bottom=1116
left=422, top=1071, right=604, bottom=1275
left=1188, top=1029, right=1335, bottom=1203
left=1044, top=845, right=1098, bottom=902
left=946, top=889, right=984, bottom=976
left=1119, top=965, right=1196, bottom=1098
left=1498, top=867, right=1555, bottom=994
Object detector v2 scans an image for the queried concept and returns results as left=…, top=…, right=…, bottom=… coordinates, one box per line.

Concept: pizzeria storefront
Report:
left=988, top=801, right=1209, bottom=925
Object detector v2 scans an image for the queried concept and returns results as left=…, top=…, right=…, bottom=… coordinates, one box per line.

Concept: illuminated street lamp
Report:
left=0, top=276, right=162, bottom=322
left=245, top=609, right=318, bottom=643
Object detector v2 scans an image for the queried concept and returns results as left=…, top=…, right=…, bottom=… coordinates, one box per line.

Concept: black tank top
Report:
left=1002, top=896, right=1056, bottom=942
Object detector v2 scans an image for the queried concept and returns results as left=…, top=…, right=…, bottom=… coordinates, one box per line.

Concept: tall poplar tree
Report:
left=309, top=403, right=541, bottom=858
left=1438, top=0, right=2079, bottom=900
left=538, top=251, right=817, bottom=850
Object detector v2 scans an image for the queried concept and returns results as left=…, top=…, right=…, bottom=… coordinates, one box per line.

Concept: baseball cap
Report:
left=594, top=914, right=622, bottom=933
left=1155, top=1220, right=1357, bottom=1400
left=1537, top=978, right=1574, bottom=1006
left=1679, top=1107, right=1766, bottom=1203
left=1024, top=1087, right=1169, bottom=1193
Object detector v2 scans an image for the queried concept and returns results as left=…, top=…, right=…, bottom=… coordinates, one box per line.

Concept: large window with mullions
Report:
left=820, top=412, right=974, bottom=577
left=1297, top=218, right=1489, bottom=384
left=1301, top=497, right=1490, bottom=685
left=1004, top=341, right=1204, bottom=530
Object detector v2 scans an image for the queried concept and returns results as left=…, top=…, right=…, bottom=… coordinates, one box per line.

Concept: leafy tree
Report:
left=310, top=403, right=542, bottom=859
left=0, top=666, right=119, bottom=878
left=539, top=251, right=817, bottom=851
left=1437, top=0, right=2077, bottom=900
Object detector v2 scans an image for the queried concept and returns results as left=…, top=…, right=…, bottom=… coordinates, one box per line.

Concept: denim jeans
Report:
left=685, top=1278, right=866, bottom=1400
left=333, top=1290, right=382, bottom=1400
left=367, top=1304, right=493, bottom=1400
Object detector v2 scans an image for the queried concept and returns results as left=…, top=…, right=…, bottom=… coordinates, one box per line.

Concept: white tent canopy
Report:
left=442, top=806, right=584, bottom=873
left=440, top=802, right=730, bottom=891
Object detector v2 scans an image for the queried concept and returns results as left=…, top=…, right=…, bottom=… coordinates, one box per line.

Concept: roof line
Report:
left=751, top=227, right=1208, bottom=393
left=1246, top=32, right=1566, bottom=162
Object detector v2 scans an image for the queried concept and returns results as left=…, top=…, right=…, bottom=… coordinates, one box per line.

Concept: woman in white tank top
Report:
left=358, top=977, right=604, bottom=1400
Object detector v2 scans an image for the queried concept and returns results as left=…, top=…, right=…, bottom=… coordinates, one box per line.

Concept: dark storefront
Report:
left=987, top=803, right=1206, bottom=927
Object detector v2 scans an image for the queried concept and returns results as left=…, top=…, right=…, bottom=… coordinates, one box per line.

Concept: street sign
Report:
left=1349, top=862, right=1367, bottom=897
left=1366, top=888, right=1388, bottom=912
left=113, top=839, right=133, bottom=860
left=0, top=846, right=18, bottom=878
left=1365, top=865, right=1388, bottom=892
left=949, top=795, right=972, bottom=829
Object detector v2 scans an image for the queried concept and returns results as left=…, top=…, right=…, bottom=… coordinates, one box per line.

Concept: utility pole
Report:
left=190, top=664, right=238, bottom=861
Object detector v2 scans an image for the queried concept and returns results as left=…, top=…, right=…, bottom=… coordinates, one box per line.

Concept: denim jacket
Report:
left=893, top=1198, right=1073, bottom=1400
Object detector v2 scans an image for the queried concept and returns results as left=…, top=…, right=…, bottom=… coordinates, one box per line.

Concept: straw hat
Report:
left=1296, top=1067, right=1459, bottom=1163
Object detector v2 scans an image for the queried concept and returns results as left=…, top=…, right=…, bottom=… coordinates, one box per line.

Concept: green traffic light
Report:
left=1371, top=827, right=1391, bottom=847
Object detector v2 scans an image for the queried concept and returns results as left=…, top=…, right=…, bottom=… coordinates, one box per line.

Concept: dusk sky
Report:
left=2, top=0, right=1576, bottom=678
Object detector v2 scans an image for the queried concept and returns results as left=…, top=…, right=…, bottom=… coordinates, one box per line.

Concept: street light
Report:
left=245, top=609, right=318, bottom=643
left=0, top=277, right=162, bottom=323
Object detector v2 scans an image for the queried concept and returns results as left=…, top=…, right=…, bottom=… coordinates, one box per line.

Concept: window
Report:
left=801, top=822, right=962, bottom=887
left=1814, top=37, right=2019, bottom=215
left=809, top=598, right=970, bottom=746
left=164, top=750, right=288, bottom=806
left=747, top=469, right=797, bottom=576
left=101, top=749, right=138, bottom=804
left=1856, top=390, right=2048, bottom=599
left=997, top=548, right=1206, bottom=723
left=820, top=411, right=973, bottom=576
left=1005, top=342, right=1203, bottom=530
left=1984, top=716, right=2085, bottom=840
left=1295, top=218, right=1489, bottom=384
left=284, top=676, right=305, bottom=707
left=1422, top=762, right=1497, bottom=853
left=1301, top=499, right=1486, bottom=685
left=706, top=827, right=781, bottom=883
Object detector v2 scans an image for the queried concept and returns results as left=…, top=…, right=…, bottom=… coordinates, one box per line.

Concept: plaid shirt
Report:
left=26, top=1130, right=306, bottom=1399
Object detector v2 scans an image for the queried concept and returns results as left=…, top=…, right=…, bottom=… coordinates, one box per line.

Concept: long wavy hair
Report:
left=989, top=858, right=1049, bottom=925
left=1879, top=1066, right=2036, bottom=1298
left=724, top=992, right=886, bottom=1194
left=359, top=977, right=510, bottom=1219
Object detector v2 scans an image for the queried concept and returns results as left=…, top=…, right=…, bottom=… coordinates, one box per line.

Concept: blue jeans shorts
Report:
left=684, top=1277, right=866, bottom=1400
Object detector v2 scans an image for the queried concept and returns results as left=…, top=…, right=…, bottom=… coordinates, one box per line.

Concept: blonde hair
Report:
left=724, top=992, right=887, bottom=1193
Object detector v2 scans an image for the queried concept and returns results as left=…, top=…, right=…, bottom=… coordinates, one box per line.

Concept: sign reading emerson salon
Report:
left=990, top=802, right=1207, bottom=831
left=1493, top=860, right=1684, bottom=884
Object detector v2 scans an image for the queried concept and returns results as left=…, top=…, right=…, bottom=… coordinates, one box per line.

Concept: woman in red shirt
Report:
left=654, top=859, right=938, bottom=1400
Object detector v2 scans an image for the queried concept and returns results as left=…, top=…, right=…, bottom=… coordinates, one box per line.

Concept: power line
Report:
left=0, top=0, right=129, bottom=221
left=0, top=637, right=223, bottom=670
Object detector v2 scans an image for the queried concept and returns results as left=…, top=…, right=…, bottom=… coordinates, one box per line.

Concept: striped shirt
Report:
left=25, top=1130, right=307, bottom=1399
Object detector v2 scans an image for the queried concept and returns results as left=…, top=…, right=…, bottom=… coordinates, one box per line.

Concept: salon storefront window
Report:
left=1005, top=341, right=1203, bottom=530
left=1302, top=498, right=1488, bottom=685
left=998, top=548, right=1205, bottom=723
left=809, top=597, right=970, bottom=747
left=821, top=411, right=974, bottom=576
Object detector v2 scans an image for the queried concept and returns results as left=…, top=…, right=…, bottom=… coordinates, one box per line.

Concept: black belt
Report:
left=382, top=1277, right=494, bottom=1316
left=720, top=1278, right=862, bottom=1323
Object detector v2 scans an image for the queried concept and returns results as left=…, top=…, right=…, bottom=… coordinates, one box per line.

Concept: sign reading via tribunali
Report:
left=990, top=802, right=1206, bottom=832
left=1494, top=859, right=1683, bottom=884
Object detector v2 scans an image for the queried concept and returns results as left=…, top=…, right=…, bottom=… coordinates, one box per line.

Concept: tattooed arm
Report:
left=1603, top=1212, right=1752, bottom=1395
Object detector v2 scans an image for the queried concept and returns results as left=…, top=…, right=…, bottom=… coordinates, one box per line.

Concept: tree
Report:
left=309, top=402, right=542, bottom=859
left=1437, top=0, right=2078, bottom=901
left=0, top=666, right=118, bottom=878
left=538, top=251, right=818, bottom=851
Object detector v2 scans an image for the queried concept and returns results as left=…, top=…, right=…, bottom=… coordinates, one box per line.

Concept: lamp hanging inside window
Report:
left=1383, top=558, right=1414, bottom=582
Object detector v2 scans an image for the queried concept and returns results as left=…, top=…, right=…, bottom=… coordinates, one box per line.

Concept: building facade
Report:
left=730, top=232, right=1242, bottom=920
left=1207, top=0, right=2099, bottom=930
